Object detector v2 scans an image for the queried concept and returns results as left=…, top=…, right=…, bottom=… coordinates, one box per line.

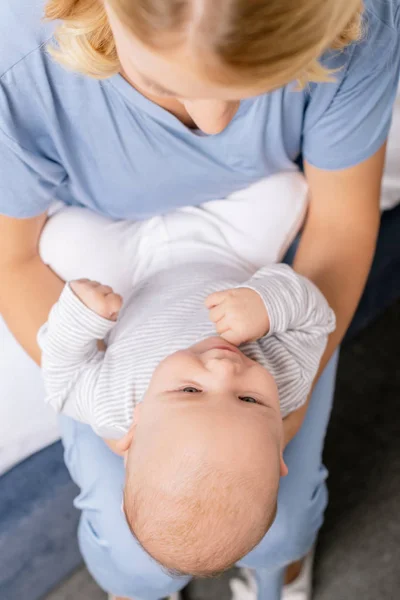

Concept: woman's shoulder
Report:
left=302, top=0, right=400, bottom=170
left=0, top=0, right=55, bottom=79
left=315, top=0, right=400, bottom=84
left=356, top=0, right=400, bottom=64
left=344, top=0, right=400, bottom=80
left=364, top=0, right=400, bottom=30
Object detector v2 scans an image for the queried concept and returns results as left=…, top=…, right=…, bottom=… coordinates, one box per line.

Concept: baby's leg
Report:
left=199, top=171, right=308, bottom=267
left=164, top=171, right=308, bottom=273
left=39, top=206, right=143, bottom=297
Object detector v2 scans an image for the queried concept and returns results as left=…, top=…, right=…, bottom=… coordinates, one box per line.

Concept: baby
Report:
left=38, top=173, right=335, bottom=576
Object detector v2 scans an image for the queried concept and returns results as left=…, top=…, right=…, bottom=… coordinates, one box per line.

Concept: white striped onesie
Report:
left=38, top=262, right=335, bottom=439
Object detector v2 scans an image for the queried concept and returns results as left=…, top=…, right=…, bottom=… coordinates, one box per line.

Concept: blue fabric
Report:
left=58, top=355, right=338, bottom=600
left=0, top=0, right=400, bottom=219
left=0, top=442, right=81, bottom=600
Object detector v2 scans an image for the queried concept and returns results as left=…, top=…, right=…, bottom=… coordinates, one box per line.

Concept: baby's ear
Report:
left=280, top=453, right=289, bottom=477
left=116, top=404, right=142, bottom=456
left=115, top=423, right=136, bottom=455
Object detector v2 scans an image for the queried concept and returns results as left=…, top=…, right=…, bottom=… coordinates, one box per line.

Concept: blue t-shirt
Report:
left=1, top=0, right=400, bottom=219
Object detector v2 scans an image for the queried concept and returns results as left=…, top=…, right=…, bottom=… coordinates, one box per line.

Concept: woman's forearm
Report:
left=283, top=211, right=380, bottom=446
left=292, top=209, right=380, bottom=374
left=0, top=255, right=64, bottom=365
left=283, top=146, right=386, bottom=446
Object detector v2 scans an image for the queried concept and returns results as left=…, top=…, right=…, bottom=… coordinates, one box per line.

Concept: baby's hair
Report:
left=123, top=446, right=278, bottom=576
left=45, top=0, right=364, bottom=88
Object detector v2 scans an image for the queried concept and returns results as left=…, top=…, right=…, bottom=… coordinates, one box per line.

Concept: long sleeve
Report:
left=37, top=284, right=119, bottom=434
left=241, top=264, right=336, bottom=416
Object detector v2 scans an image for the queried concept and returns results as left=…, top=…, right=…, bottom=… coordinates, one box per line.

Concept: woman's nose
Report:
left=182, top=100, right=240, bottom=134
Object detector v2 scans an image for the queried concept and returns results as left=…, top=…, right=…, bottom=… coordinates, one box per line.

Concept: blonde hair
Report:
left=45, top=0, right=364, bottom=89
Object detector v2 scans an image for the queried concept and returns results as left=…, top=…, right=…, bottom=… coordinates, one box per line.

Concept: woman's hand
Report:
left=205, top=287, right=270, bottom=345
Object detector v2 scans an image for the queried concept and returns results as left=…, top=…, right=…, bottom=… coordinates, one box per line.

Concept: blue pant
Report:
left=60, top=352, right=338, bottom=600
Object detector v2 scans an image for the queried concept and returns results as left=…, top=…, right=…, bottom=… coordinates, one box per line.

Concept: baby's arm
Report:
left=242, top=263, right=336, bottom=338
left=38, top=280, right=124, bottom=435
left=206, top=264, right=336, bottom=415
left=246, top=264, right=336, bottom=415
left=207, top=264, right=335, bottom=345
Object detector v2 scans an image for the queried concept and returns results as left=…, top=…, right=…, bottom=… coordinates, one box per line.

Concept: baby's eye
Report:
left=239, top=396, right=258, bottom=404
left=182, top=386, right=201, bottom=393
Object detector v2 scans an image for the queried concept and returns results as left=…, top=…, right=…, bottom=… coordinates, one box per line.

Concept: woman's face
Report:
left=105, top=4, right=264, bottom=134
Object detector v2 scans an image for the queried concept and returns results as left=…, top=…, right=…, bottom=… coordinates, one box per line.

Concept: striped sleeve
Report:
left=241, top=264, right=336, bottom=416
left=38, top=284, right=117, bottom=429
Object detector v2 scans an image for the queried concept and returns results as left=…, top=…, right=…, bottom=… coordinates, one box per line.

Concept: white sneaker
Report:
left=228, top=547, right=315, bottom=600
left=281, top=547, right=315, bottom=600
left=229, top=568, right=257, bottom=600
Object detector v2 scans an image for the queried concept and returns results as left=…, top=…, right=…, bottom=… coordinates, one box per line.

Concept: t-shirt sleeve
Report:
left=0, top=123, right=66, bottom=218
left=303, top=3, right=400, bottom=170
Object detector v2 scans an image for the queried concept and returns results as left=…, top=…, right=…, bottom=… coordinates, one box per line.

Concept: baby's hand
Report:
left=70, top=279, right=123, bottom=321
left=205, top=287, right=270, bottom=346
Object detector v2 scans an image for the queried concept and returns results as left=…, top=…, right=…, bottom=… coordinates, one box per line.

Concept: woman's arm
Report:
left=0, top=213, right=64, bottom=365
left=283, top=144, right=386, bottom=444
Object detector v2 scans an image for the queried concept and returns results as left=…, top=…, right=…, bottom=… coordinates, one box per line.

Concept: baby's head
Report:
left=123, top=337, right=287, bottom=575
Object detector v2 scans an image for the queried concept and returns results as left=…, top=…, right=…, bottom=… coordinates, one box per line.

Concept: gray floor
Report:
left=45, top=301, right=400, bottom=600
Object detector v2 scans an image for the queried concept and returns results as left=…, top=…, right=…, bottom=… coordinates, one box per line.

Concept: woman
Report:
left=0, top=1, right=399, bottom=599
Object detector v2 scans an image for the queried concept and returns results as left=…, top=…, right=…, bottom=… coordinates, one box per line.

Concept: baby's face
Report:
left=126, top=337, right=286, bottom=573
left=146, top=335, right=280, bottom=416
left=140, top=335, right=285, bottom=474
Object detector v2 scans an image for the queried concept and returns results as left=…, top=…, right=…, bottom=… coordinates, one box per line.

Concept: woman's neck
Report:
left=121, top=70, right=197, bottom=128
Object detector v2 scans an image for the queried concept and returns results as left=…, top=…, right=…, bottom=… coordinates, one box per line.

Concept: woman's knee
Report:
left=240, top=477, right=328, bottom=570
left=61, top=417, right=190, bottom=598
left=78, top=514, right=187, bottom=600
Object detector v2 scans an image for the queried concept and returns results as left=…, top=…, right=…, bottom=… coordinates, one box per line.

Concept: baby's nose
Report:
left=207, top=357, right=242, bottom=378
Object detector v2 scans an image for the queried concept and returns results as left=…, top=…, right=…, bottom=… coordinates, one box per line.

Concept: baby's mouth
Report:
left=205, top=338, right=241, bottom=355
left=211, top=345, right=239, bottom=354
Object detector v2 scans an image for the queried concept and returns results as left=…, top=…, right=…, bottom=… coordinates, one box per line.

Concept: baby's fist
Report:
left=205, top=287, right=270, bottom=346
left=70, top=279, right=123, bottom=321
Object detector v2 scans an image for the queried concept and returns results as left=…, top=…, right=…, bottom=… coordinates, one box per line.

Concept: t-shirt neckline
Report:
left=107, top=73, right=251, bottom=138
